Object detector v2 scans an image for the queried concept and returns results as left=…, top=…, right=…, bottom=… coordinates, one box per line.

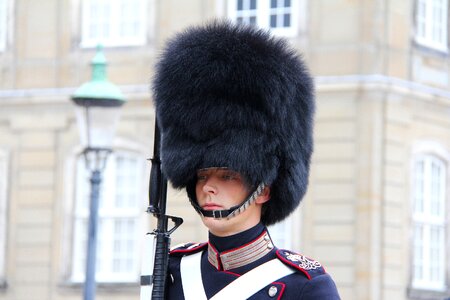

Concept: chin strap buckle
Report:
left=212, top=210, right=223, bottom=219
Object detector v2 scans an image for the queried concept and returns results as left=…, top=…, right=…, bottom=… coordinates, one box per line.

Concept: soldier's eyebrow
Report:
left=196, top=169, right=209, bottom=176
left=221, top=169, right=241, bottom=177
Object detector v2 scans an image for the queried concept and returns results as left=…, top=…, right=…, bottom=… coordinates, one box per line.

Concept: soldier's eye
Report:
left=197, top=173, right=208, bottom=181
left=221, top=171, right=240, bottom=180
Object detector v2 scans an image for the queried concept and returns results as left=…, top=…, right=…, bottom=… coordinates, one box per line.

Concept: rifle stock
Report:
left=140, top=119, right=183, bottom=300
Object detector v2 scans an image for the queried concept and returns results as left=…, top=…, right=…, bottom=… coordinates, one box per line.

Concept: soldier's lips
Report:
left=202, top=204, right=223, bottom=210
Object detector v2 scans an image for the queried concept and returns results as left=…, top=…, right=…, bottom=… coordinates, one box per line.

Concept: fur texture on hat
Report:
left=152, top=21, right=314, bottom=225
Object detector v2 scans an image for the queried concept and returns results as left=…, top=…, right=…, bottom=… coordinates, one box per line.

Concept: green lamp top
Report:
left=72, top=45, right=125, bottom=107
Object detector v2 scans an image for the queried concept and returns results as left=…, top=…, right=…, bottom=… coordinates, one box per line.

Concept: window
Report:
left=415, top=0, right=448, bottom=51
left=71, top=151, right=144, bottom=283
left=0, top=0, right=8, bottom=51
left=81, top=0, right=147, bottom=48
left=228, top=0, right=299, bottom=36
left=412, top=155, right=447, bottom=291
left=0, top=150, right=8, bottom=285
left=268, top=216, right=293, bottom=249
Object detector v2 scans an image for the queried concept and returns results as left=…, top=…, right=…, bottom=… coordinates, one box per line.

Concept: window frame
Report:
left=227, top=0, right=300, bottom=37
left=0, top=0, right=11, bottom=52
left=268, top=215, right=293, bottom=249
left=411, top=153, right=448, bottom=292
left=70, top=149, right=146, bottom=283
left=415, top=0, right=449, bottom=52
left=80, top=0, right=148, bottom=48
left=0, top=149, right=9, bottom=286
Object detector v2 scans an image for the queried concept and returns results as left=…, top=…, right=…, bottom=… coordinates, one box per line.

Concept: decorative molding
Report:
left=316, top=74, right=450, bottom=103
left=0, top=85, right=150, bottom=102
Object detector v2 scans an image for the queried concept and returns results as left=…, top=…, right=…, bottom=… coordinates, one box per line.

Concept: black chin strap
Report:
left=189, top=183, right=266, bottom=220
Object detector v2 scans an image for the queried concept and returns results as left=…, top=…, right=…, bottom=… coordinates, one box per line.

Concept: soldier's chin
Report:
left=201, top=217, right=233, bottom=235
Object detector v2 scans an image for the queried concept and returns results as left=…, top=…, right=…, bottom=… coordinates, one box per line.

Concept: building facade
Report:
left=0, top=0, right=449, bottom=299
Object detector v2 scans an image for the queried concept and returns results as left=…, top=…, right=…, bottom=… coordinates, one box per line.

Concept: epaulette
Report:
left=276, top=249, right=326, bottom=280
left=169, top=242, right=207, bottom=257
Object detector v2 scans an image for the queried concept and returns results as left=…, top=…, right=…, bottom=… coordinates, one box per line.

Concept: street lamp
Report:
left=71, top=45, right=126, bottom=300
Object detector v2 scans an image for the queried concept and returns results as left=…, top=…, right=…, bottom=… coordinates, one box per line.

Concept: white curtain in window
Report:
left=71, top=151, right=143, bottom=283
left=412, top=155, right=446, bottom=291
left=268, top=216, right=293, bottom=249
left=81, top=0, right=147, bottom=47
left=415, top=0, right=448, bottom=51
left=0, top=0, right=7, bottom=51
left=228, top=0, right=299, bottom=36
left=0, top=151, right=7, bottom=282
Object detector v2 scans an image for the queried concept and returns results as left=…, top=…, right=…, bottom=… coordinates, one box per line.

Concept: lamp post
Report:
left=71, top=45, right=126, bottom=300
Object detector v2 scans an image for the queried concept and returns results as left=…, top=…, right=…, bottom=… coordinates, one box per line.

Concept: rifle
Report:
left=140, top=119, right=183, bottom=300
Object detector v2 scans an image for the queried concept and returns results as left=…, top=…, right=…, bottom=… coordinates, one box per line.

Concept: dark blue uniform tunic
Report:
left=168, top=223, right=341, bottom=299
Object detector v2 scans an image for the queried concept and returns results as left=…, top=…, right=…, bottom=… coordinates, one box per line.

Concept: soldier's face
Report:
left=195, top=168, right=265, bottom=236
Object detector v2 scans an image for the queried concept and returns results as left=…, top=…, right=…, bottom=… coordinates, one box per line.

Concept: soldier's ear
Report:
left=255, top=186, right=270, bottom=204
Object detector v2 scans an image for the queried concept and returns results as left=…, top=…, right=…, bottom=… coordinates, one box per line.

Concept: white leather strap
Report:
left=180, top=251, right=207, bottom=300
left=211, top=258, right=294, bottom=299
left=180, top=252, right=295, bottom=300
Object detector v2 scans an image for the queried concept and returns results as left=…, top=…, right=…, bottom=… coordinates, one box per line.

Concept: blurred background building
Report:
left=0, top=0, right=449, bottom=299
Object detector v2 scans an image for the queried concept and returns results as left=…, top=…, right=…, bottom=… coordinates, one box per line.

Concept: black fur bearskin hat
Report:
left=152, top=21, right=314, bottom=226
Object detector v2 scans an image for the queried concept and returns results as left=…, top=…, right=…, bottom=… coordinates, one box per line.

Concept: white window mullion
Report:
left=423, top=224, right=431, bottom=284
left=104, top=158, right=116, bottom=280
left=414, top=160, right=424, bottom=214
left=119, top=0, right=143, bottom=39
left=269, top=0, right=290, bottom=28
left=0, top=0, right=7, bottom=52
left=98, top=155, right=115, bottom=281
left=114, top=154, right=142, bottom=281
left=417, top=0, right=426, bottom=39
left=434, top=226, right=444, bottom=283
left=231, top=0, right=257, bottom=25
left=81, top=0, right=147, bottom=47
left=100, top=218, right=114, bottom=280
left=426, top=0, right=433, bottom=42
left=95, top=218, right=104, bottom=279
left=434, top=0, right=447, bottom=44
left=72, top=151, right=144, bottom=283
left=118, top=0, right=128, bottom=38
left=257, top=1, right=268, bottom=28
left=438, top=228, right=445, bottom=284
left=72, top=216, right=88, bottom=281
left=415, top=0, right=448, bottom=51
left=228, top=0, right=299, bottom=37
left=413, top=224, right=423, bottom=281
left=438, top=158, right=446, bottom=216
left=412, top=155, right=447, bottom=291
left=0, top=150, right=9, bottom=281
left=268, top=217, right=292, bottom=249
left=432, top=0, right=440, bottom=42
left=436, top=157, right=446, bottom=288
left=109, top=0, right=120, bottom=42
left=101, top=0, right=112, bottom=40
left=72, top=157, right=88, bottom=281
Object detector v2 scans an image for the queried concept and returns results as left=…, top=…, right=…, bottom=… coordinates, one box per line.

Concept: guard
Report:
left=152, top=20, right=341, bottom=299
